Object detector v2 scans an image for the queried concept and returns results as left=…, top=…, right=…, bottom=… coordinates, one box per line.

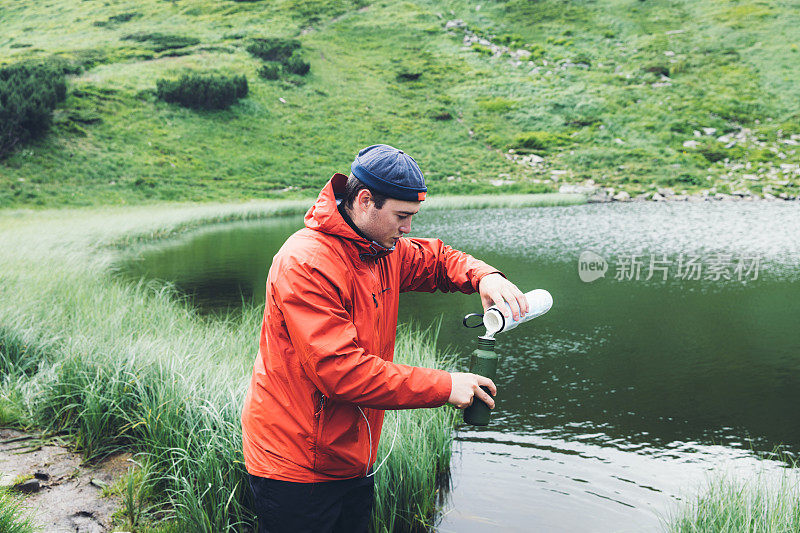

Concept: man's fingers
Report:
left=474, top=385, right=495, bottom=409
left=476, top=375, right=497, bottom=397
left=515, top=287, right=529, bottom=315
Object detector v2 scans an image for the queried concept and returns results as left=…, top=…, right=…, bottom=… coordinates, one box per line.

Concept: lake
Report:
left=120, top=202, right=800, bottom=531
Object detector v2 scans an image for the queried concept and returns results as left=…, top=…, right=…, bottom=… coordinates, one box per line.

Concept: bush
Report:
left=471, top=43, right=494, bottom=55
left=0, top=61, right=67, bottom=158
left=477, top=96, right=516, bottom=113
left=123, top=33, right=200, bottom=52
left=694, top=139, right=745, bottom=163
left=524, top=43, right=546, bottom=59
left=258, top=63, right=281, bottom=80
left=156, top=73, right=248, bottom=110
left=246, top=38, right=300, bottom=62
left=509, top=131, right=571, bottom=152
left=93, top=12, right=140, bottom=27
left=284, top=55, right=310, bottom=76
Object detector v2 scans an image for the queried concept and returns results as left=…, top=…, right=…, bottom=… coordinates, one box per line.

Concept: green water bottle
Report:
left=463, top=336, right=498, bottom=426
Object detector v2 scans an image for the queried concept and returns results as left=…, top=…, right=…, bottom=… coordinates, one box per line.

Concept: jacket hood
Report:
left=304, top=173, right=394, bottom=261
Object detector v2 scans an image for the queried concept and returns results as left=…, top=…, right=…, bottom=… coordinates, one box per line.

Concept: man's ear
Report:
left=355, top=188, right=373, bottom=212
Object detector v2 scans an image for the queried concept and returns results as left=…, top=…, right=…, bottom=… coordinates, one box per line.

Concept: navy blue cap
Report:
left=351, top=144, right=427, bottom=201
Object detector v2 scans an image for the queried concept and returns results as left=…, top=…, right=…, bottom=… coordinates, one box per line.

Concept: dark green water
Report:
left=120, top=202, right=800, bottom=531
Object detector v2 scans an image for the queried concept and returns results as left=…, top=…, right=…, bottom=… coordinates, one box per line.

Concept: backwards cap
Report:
left=350, top=144, right=427, bottom=201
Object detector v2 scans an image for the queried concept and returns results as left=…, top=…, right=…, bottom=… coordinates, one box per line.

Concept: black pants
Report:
left=248, top=473, right=374, bottom=533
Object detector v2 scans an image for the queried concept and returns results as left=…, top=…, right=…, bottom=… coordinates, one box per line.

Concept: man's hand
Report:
left=448, top=372, right=497, bottom=409
left=478, top=273, right=529, bottom=321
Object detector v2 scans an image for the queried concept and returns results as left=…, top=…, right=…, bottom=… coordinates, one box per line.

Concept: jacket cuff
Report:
left=431, top=369, right=453, bottom=407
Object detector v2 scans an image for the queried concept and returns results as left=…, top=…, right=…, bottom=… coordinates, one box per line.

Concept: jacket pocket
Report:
left=313, top=398, right=365, bottom=477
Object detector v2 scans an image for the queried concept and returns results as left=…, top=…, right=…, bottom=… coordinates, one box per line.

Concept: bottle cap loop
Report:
left=462, top=313, right=484, bottom=329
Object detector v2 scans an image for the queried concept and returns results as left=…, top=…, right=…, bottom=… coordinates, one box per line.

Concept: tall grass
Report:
left=668, top=468, right=800, bottom=533
left=371, top=323, right=459, bottom=532
left=0, top=201, right=477, bottom=531
left=0, top=489, right=38, bottom=533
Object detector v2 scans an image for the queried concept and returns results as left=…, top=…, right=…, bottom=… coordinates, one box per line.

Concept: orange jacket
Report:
left=241, top=173, right=500, bottom=482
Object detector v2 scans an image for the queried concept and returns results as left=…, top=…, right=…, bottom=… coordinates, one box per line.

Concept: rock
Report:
left=669, top=195, right=688, bottom=201
left=612, top=191, right=631, bottom=202
left=559, top=184, right=597, bottom=195
left=33, top=471, right=49, bottom=481
left=714, top=193, right=732, bottom=201
left=14, top=478, right=40, bottom=493
left=702, top=127, right=717, bottom=136
left=587, top=191, right=611, bottom=203
left=683, top=140, right=700, bottom=148
left=651, top=192, right=666, bottom=202
left=657, top=187, right=675, bottom=196
left=445, top=19, right=466, bottom=29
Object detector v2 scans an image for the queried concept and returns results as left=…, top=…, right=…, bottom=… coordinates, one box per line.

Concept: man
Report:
left=241, top=144, right=528, bottom=532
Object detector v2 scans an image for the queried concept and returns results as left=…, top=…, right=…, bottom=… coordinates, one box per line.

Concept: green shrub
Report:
left=427, top=105, right=452, bottom=121
left=644, top=64, right=670, bottom=77
left=471, top=43, right=494, bottom=55
left=495, top=33, right=525, bottom=47
left=524, top=43, right=546, bottom=59
left=284, top=55, right=310, bottom=76
left=477, top=96, right=516, bottom=113
left=396, top=70, right=421, bottom=81
left=0, top=61, right=67, bottom=158
left=246, top=38, right=300, bottom=62
left=546, top=36, right=573, bottom=46
left=123, top=33, right=200, bottom=52
left=694, top=139, right=744, bottom=162
left=93, top=12, right=140, bottom=27
left=510, top=131, right=571, bottom=152
left=258, top=63, right=282, bottom=80
left=156, top=73, right=248, bottom=110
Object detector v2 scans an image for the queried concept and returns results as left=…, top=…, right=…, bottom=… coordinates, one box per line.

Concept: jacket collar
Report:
left=304, top=173, right=395, bottom=261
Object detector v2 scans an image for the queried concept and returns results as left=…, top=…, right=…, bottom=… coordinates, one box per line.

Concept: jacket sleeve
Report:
left=398, top=237, right=503, bottom=293
left=272, top=261, right=452, bottom=410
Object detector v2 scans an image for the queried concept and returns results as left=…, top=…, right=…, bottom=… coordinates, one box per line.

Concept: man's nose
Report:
left=399, top=218, right=412, bottom=234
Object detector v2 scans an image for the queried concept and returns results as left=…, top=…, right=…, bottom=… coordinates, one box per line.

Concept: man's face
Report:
left=360, top=197, right=421, bottom=249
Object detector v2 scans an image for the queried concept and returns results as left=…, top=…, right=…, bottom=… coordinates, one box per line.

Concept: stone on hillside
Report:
left=651, top=192, right=666, bottom=202
left=445, top=19, right=466, bottom=29
left=613, top=191, right=631, bottom=202
left=559, top=183, right=597, bottom=195
left=683, top=140, right=700, bottom=148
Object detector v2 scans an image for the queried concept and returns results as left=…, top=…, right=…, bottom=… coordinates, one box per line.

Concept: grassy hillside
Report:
left=1, top=0, right=798, bottom=207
